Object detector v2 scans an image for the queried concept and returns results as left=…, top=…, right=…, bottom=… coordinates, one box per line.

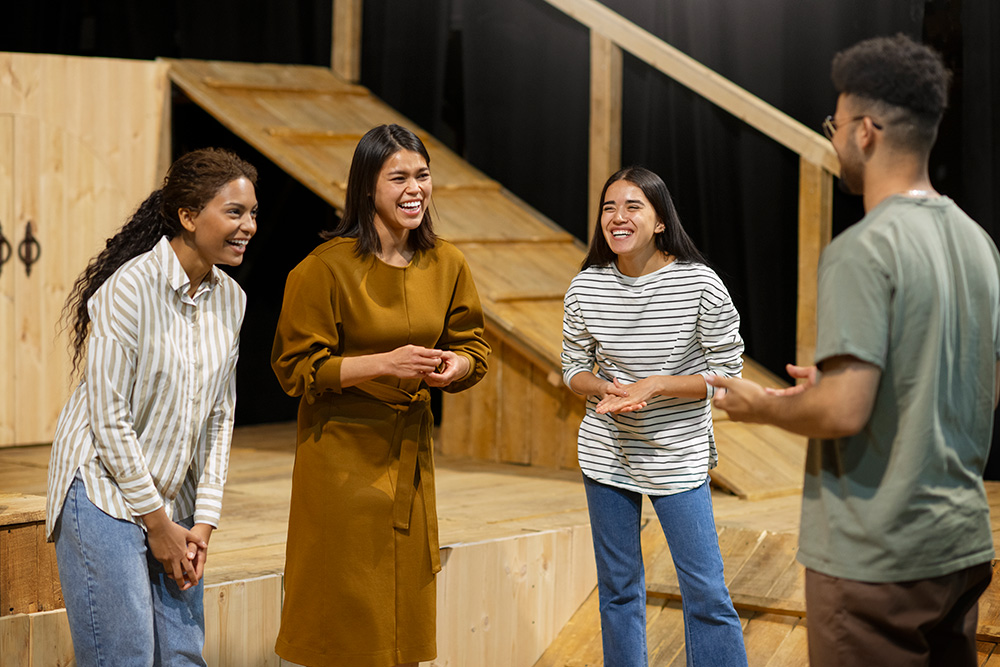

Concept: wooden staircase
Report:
left=165, top=57, right=806, bottom=501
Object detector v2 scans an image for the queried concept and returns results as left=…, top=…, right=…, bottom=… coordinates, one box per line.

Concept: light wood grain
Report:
left=0, top=52, right=169, bottom=447
left=588, top=31, right=622, bottom=240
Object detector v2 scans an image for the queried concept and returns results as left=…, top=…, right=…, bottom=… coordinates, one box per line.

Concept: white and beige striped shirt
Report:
left=46, top=236, right=245, bottom=539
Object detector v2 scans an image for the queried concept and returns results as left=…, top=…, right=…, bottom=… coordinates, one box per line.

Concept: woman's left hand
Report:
left=424, top=350, right=470, bottom=388
left=595, top=378, right=657, bottom=414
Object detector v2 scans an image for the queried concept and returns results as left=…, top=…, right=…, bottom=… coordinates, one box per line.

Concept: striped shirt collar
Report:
left=153, top=235, right=220, bottom=300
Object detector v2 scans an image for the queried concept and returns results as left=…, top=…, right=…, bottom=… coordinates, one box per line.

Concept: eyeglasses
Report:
left=822, top=115, right=883, bottom=140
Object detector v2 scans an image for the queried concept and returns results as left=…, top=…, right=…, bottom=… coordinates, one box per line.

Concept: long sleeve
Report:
left=85, top=272, right=162, bottom=517
left=193, top=333, right=240, bottom=527
left=271, top=254, right=345, bottom=401
left=438, top=256, right=490, bottom=393
left=561, top=284, right=596, bottom=387
left=695, top=275, right=744, bottom=398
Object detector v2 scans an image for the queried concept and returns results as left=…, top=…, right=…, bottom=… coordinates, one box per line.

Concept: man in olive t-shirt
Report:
left=709, top=35, right=1000, bottom=666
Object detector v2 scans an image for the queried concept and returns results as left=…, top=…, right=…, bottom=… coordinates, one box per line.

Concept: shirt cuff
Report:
left=313, top=355, right=344, bottom=395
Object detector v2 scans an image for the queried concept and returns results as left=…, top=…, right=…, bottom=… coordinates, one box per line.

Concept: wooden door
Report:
left=0, top=53, right=169, bottom=446
left=0, top=115, right=13, bottom=445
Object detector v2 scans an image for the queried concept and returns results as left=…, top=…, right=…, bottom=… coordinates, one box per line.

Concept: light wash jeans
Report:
left=54, top=476, right=207, bottom=667
left=583, top=474, right=748, bottom=667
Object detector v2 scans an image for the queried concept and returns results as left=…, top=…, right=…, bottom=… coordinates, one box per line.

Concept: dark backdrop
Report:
left=5, top=0, right=999, bottom=473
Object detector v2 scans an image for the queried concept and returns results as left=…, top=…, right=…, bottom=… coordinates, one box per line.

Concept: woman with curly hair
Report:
left=46, top=147, right=258, bottom=666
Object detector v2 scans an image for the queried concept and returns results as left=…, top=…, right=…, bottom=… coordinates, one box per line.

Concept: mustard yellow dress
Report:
left=271, top=237, right=489, bottom=667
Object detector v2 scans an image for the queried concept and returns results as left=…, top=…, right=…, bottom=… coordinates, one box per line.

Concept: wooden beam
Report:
left=544, top=0, right=839, bottom=175
left=588, top=32, right=622, bottom=243
left=796, top=158, right=833, bottom=369
left=332, top=0, right=363, bottom=83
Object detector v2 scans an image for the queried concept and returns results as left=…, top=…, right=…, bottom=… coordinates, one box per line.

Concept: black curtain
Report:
left=4, top=0, right=1000, bottom=469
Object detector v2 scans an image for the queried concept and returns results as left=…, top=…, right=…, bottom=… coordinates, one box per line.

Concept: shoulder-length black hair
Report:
left=322, top=123, right=437, bottom=256
left=63, top=147, right=257, bottom=375
left=581, top=166, right=706, bottom=271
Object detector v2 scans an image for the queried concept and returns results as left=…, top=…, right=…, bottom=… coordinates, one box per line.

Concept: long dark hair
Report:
left=322, top=124, right=437, bottom=256
left=64, top=147, right=258, bottom=375
left=581, top=166, right=706, bottom=271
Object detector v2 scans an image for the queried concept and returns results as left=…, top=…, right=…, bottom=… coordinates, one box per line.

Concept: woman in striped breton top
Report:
left=46, top=148, right=258, bottom=667
left=561, top=166, right=748, bottom=667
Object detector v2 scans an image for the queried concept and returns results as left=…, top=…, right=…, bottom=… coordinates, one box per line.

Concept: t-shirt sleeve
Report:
left=814, top=243, right=892, bottom=369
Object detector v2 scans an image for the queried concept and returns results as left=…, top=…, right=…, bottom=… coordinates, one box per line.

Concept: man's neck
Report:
left=862, top=157, right=937, bottom=212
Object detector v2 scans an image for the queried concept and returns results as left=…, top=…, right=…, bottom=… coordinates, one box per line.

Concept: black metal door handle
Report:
left=17, top=221, right=41, bottom=277
left=0, top=221, right=11, bottom=277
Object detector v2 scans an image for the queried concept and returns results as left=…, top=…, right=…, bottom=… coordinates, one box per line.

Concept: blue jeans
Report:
left=583, top=474, right=748, bottom=667
left=54, top=476, right=207, bottom=667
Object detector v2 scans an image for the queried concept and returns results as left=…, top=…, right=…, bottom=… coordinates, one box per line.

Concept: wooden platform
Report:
left=538, top=492, right=1000, bottom=666
left=0, top=424, right=600, bottom=667
left=7, top=427, right=1000, bottom=665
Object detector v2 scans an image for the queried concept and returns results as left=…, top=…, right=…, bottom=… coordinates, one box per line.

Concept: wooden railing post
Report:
left=332, top=0, right=363, bottom=83
left=796, top=158, right=833, bottom=370
left=588, top=32, right=622, bottom=242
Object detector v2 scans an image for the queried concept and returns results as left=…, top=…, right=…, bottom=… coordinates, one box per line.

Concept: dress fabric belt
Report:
left=349, top=381, right=441, bottom=573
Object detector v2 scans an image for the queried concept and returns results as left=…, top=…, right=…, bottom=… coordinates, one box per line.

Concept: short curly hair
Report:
left=832, top=34, right=950, bottom=151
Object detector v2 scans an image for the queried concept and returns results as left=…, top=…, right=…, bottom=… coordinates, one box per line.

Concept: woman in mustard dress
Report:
left=271, top=124, right=490, bottom=667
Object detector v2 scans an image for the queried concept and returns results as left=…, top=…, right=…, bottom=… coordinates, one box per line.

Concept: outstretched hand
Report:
left=765, top=363, right=818, bottom=397
left=706, top=375, right=768, bottom=423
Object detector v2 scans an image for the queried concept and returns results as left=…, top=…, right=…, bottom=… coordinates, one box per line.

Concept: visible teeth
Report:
left=228, top=239, right=248, bottom=246
left=612, top=231, right=631, bottom=238
left=400, top=201, right=420, bottom=210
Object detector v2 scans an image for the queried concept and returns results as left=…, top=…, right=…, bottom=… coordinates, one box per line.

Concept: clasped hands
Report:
left=144, top=509, right=212, bottom=591
left=595, top=377, right=656, bottom=414
left=388, top=344, right=469, bottom=387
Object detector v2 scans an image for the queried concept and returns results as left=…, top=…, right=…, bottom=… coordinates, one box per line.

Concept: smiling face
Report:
left=600, top=179, right=665, bottom=274
left=830, top=94, right=866, bottom=196
left=180, top=176, right=258, bottom=268
left=372, top=149, right=432, bottom=244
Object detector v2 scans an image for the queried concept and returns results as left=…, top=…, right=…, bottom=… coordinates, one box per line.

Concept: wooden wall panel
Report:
left=428, top=525, right=595, bottom=667
left=203, top=575, right=283, bottom=667
left=0, top=52, right=170, bottom=447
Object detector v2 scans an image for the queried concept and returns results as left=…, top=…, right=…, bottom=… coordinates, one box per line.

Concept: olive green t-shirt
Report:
left=798, top=195, right=1000, bottom=582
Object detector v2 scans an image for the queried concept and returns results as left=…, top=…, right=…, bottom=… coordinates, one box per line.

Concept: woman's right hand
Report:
left=142, top=508, right=206, bottom=590
left=385, top=344, right=444, bottom=379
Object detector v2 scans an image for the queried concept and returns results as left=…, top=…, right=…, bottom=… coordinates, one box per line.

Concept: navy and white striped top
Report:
left=561, top=260, right=743, bottom=495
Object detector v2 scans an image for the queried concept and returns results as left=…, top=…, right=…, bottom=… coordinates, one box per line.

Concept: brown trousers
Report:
left=805, top=562, right=992, bottom=667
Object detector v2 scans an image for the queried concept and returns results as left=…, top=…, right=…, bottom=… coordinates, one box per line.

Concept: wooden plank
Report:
left=203, top=575, right=282, bottom=667
left=978, top=641, right=997, bottom=665
left=977, top=561, right=1000, bottom=640
left=499, top=341, right=534, bottom=465
left=645, top=600, right=685, bottom=665
left=796, top=158, right=833, bottom=368
left=0, top=115, right=13, bottom=447
left=743, top=613, right=801, bottom=667
left=532, top=586, right=603, bottom=667
left=588, top=31, right=622, bottom=241
left=332, top=0, right=363, bottom=83
left=541, top=0, right=839, bottom=175
left=0, top=613, right=30, bottom=667
left=763, top=619, right=810, bottom=667
left=28, top=609, right=73, bottom=667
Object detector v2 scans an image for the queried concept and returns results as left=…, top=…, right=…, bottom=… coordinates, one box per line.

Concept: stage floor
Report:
left=1, top=421, right=807, bottom=587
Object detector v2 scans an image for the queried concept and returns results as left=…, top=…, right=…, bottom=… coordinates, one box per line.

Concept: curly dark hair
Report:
left=831, top=34, right=951, bottom=150
left=322, top=124, right=437, bottom=257
left=582, top=166, right=706, bottom=271
left=64, top=147, right=258, bottom=375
